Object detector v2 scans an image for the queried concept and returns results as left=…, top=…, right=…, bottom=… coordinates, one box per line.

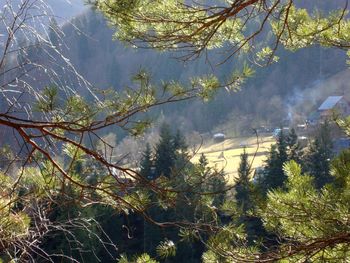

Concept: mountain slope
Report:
left=58, top=8, right=348, bottom=132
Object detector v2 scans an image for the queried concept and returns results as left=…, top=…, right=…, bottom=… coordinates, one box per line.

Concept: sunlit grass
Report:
left=191, top=135, right=275, bottom=184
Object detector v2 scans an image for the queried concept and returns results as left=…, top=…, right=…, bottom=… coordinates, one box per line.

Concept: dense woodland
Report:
left=62, top=9, right=348, bottom=134
left=1, top=1, right=350, bottom=262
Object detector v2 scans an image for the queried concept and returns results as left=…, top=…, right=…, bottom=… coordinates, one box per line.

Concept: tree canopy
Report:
left=1, top=0, right=350, bottom=262
left=96, top=0, right=350, bottom=64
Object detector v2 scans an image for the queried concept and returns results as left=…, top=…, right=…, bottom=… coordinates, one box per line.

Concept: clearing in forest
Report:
left=191, top=135, right=275, bottom=184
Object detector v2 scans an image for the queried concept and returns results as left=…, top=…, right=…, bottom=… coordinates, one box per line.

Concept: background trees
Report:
left=0, top=1, right=203, bottom=261
left=260, top=158, right=350, bottom=262
left=305, top=122, right=334, bottom=189
left=1, top=0, right=350, bottom=262
left=235, top=147, right=252, bottom=215
left=96, top=0, right=350, bottom=65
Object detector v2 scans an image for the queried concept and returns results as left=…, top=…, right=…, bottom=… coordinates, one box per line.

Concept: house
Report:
left=318, top=96, right=350, bottom=119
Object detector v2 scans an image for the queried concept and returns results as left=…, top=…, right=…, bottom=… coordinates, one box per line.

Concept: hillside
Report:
left=1, top=2, right=350, bottom=262
left=57, top=8, right=348, bottom=134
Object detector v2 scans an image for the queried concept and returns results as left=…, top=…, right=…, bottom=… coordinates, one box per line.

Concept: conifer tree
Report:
left=235, top=147, right=251, bottom=214
left=154, top=123, right=176, bottom=177
left=261, top=130, right=288, bottom=193
left=305, top=122, right=333, bottom=189
left=236, top=148, right=268, bottom=242
left=140, top=143, right=153, bottom=179
left=173, top=129, right=187, bottom=152
left=173, top=129, right=189, bottom=172
left=287, top=128, right=302, bottom=163
left=198, top=153, right=209, bottom=168
left=277, top=129, right=288, bottom=165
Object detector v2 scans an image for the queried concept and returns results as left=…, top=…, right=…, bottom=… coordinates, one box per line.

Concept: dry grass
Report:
left=191, top=135, right=275, bottom=184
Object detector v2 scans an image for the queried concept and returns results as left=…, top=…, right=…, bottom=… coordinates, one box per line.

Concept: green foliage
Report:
left=237, top=147, right=251, bottom=185
left=192, top=75, right=220, bottom=101
left=235, top=147, right=251, bottom=214
left=260, top=159, right=350, bottom=261
left=0, top=164, right=64, bottom=259
left=124, top=190, right=152, bottom=212
left=140, top=143, right=153, bottom=179
left=96, top=0, right=245, bottom=50
left=63, top=143, right=86, bottom=161
left=336, top=115, right=350, bottom=136
left=153, top=123, right=190, bottom=179
left=260, top=129, right=303, bottom=193
left=154, top=123, right=176, bottom=177
left=261, top=137, right=287, bottom=192
left=96, top=0, right=350, bottom=74
left=156, top=239, right=176, bottom=259
left=0, top=172, right=31, bottom=243
left=178, top=228, right=199, bottom=243
left=35, top=85, right=59, bottom=113
left=305, top=122, right=333, bottom=189
left=65, top=94, right=96, bottom=124
left=5, top=2, right=350, bottom=261
left=272, top=6, right=350, bottom=51
left=135, top=254, right=159, bottom=263
left=202, top=223, right=257, bottom=263
left=286, top=128, right=302, bottom=163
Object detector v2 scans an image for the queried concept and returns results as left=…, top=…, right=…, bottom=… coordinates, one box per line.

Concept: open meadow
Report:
left=191, top=135, right=275, bottom=184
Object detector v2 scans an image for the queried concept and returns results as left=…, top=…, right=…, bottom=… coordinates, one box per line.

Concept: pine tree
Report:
left=140, top=143, right=153, bottom=179
left=305, top=122, right=333, bottom=189
left=287, top=128, right=302, bottom=163
left=154, top=123, right=176, bottom=177
left=173, top=129, right=187, bottom=152
left=259, top=159, right=350, bottom=261
left=277, top=129, right=288, bottom=165
left=235, top=147, right=251, bottom=214
left=173, top=129, right=189, bottom=170
left=261, top=130, right=288, bottom=193
left=198, top=153, right=209, bottom=168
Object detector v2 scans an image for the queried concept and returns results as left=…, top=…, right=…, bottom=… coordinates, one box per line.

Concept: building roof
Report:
left=318, top=96, right=343, bottom=111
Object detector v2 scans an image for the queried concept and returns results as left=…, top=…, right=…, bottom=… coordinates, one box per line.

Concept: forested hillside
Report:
left=1, top=1, right=350, bottom=262
left=60, top=8, right=348, bottom=133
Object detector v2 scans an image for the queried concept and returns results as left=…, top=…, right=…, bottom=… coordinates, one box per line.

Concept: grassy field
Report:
left=191, top=135, right=275, bottom=184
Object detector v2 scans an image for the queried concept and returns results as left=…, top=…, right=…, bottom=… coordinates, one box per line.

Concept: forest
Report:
left=1, top=0, right=350, bottom=262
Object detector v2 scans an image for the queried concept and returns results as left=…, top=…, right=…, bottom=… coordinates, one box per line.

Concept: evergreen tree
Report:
left=235, top=147, right=251, bottom=214
left=234, top=148, right=269, bottom=246
left=259, top=159, right=350, bottom=261
left=203, top=153, right=350, bottom=262
left=287, top=128, right=302, bottom=163
left=261, top=130, right=288, bottom=193
left=198, top=153, right=209, bottom=168
left=173, top=129, right=187, bottom=152
left=173, top=129, right=189, bottom=171
left=154, top=123, right=176, bottom=177
left=305, top=122, right=333, bottom=189
left=140, top=143, right=153, bottom=179
left=277, top=129, right=288, bottom=165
